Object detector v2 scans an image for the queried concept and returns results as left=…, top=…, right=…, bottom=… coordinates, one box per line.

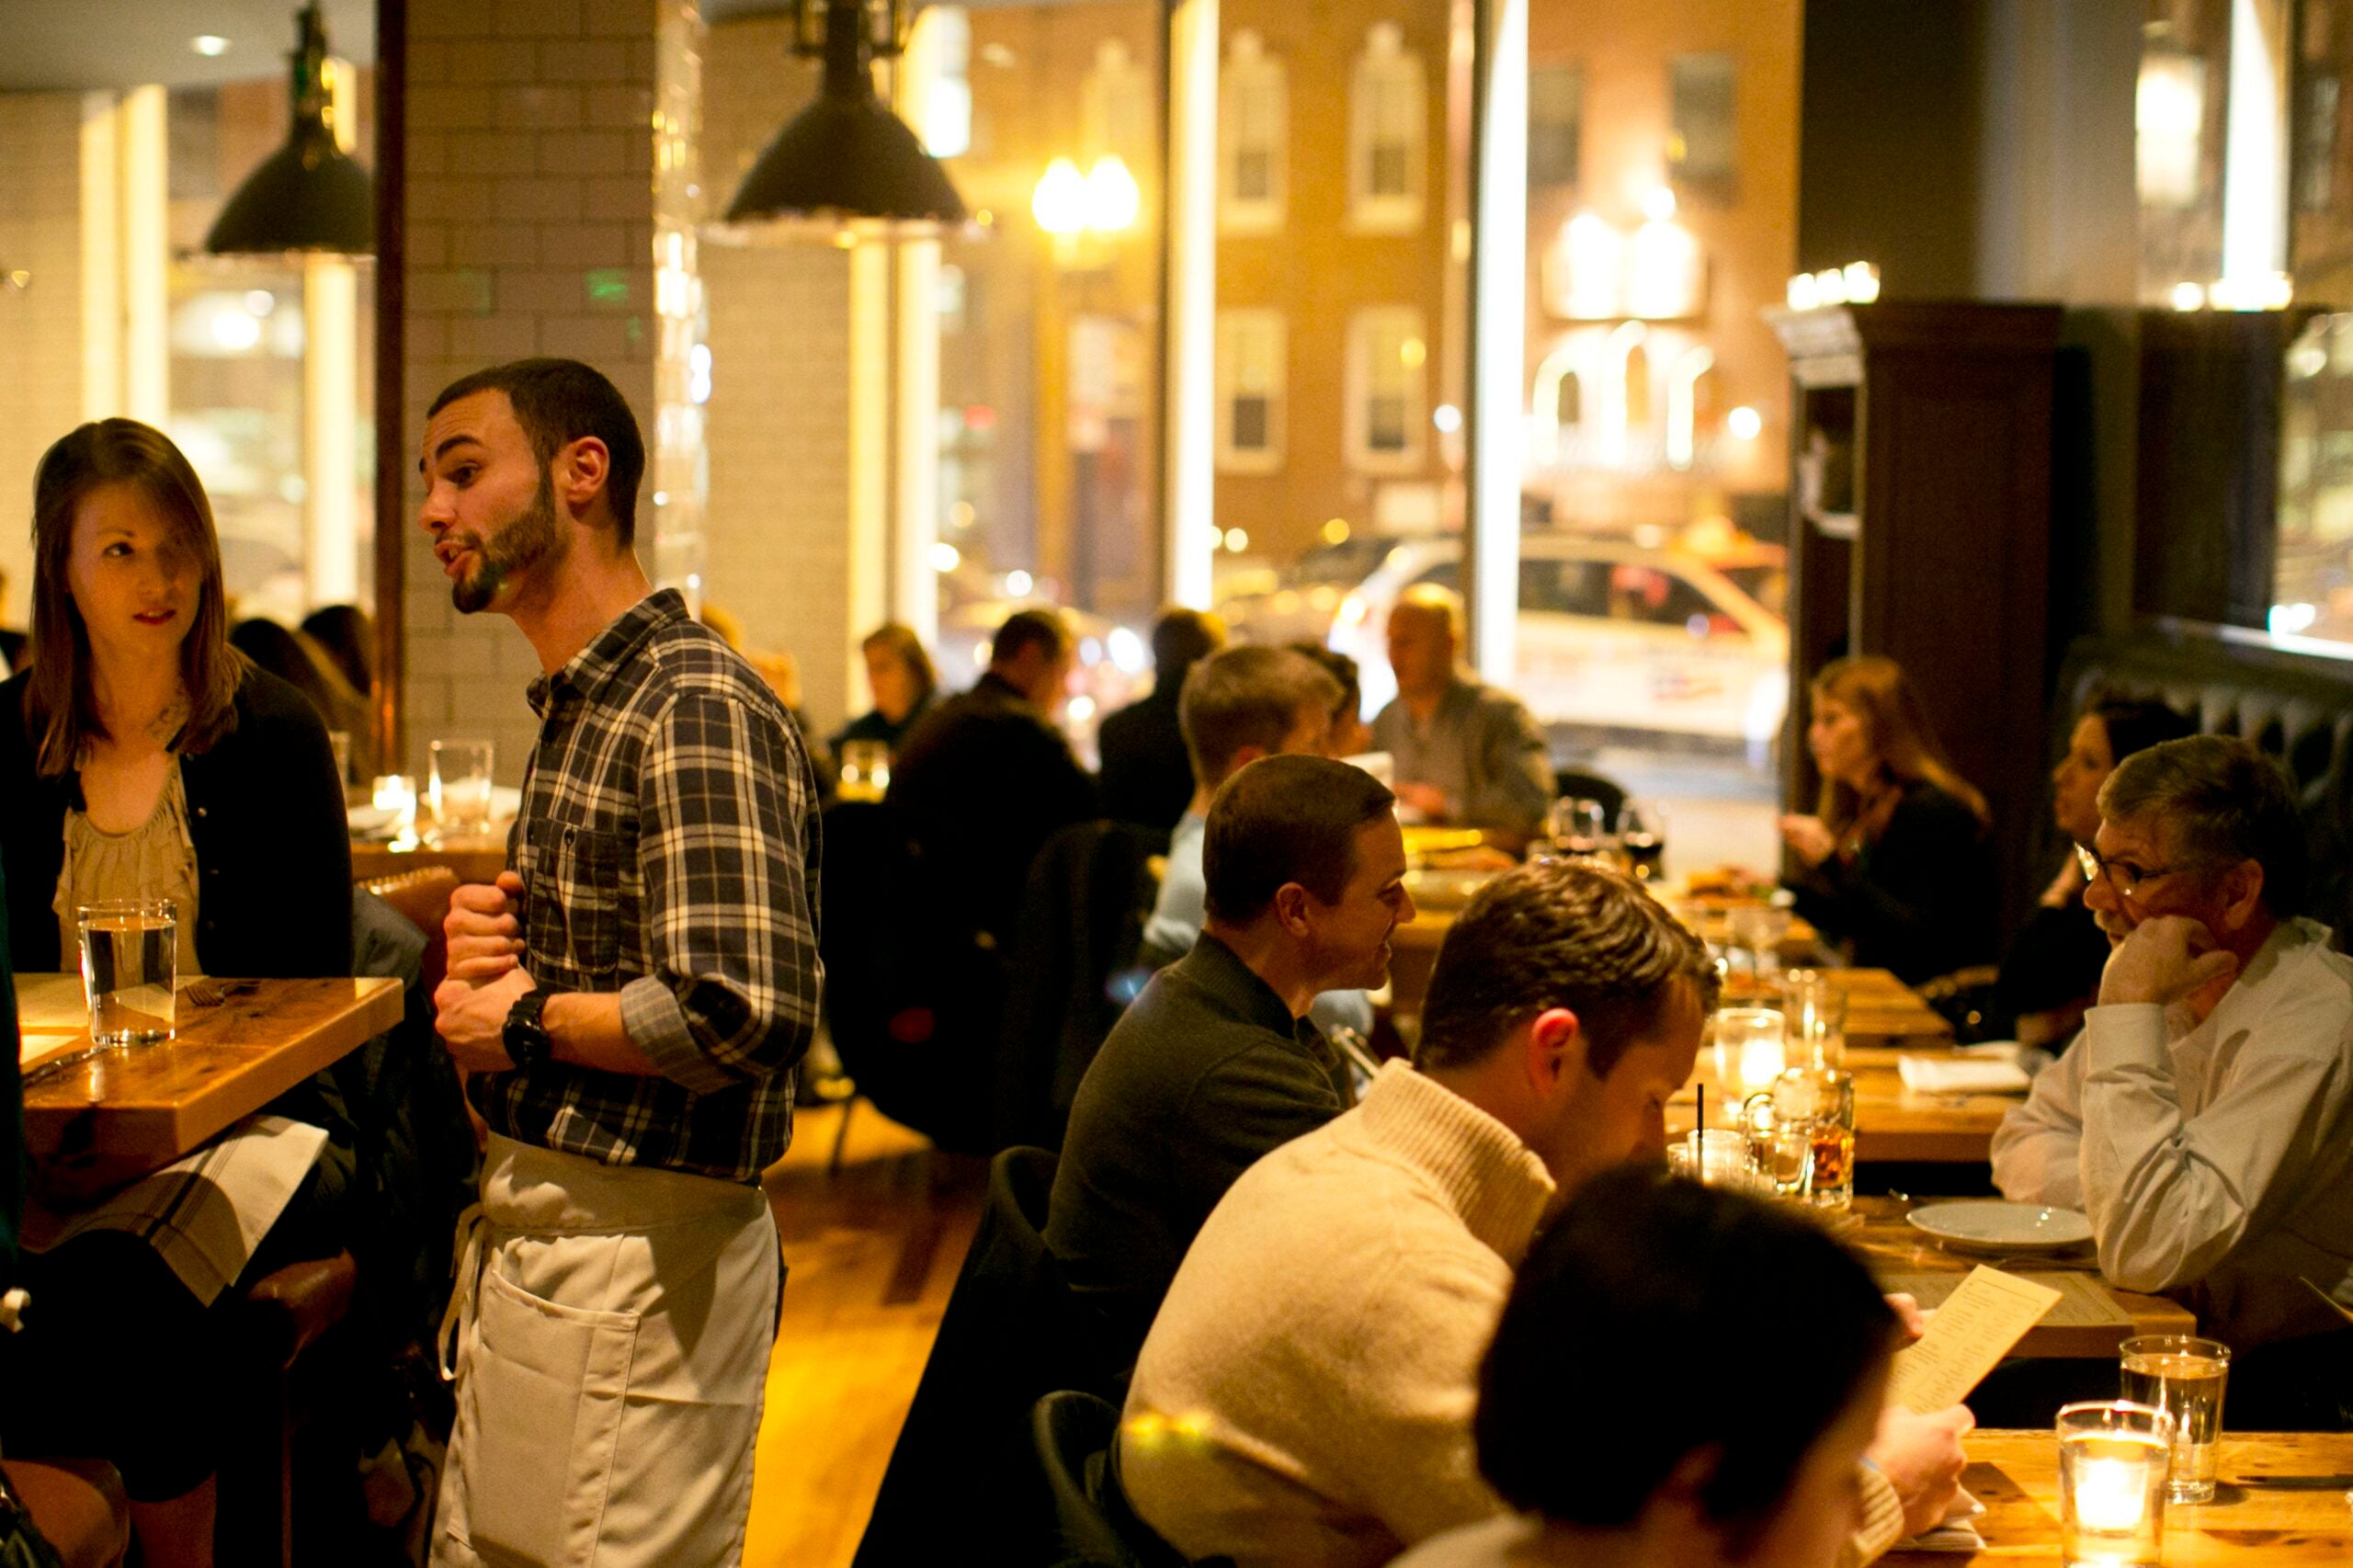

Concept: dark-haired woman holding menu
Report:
left=0, top=418, right=351, bottom=1568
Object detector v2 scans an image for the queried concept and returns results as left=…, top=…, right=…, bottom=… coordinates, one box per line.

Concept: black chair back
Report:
left=995, top=821, right=1163, bottom=1152
left=1551, top=767, right=1627, bottom=825
left=1032, top=1390, right=1196, bottom=1568
left=853, top=1147, right=1096, bottom=1568
left=821, top=798, right=1006, bottom=1153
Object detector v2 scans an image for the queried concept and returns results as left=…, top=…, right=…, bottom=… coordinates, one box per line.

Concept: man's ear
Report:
left=1525, top=1006, right=1586, bottom=1095
left=1271, top=881, right=1314, bottom=938
left=555, top=436, right=612, bottom=519
left=2217, top=858, right=2268, bottom=934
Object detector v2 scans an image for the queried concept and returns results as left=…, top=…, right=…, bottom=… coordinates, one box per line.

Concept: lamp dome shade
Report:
left=726, top=94, right=967, bottom=226
left=204, top=133, right=375, bottom=255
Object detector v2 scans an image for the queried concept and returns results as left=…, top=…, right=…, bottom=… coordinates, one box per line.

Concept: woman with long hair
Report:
left=1995, top=695, right=2197, bottom=1045
left=1779, top=655, right=1995, bottom=983
left=1395, top=1168, right=1908, bottom=1568
left=830, top=620, right=940, bottom=763
left=0, top=418, right=353, bottom=1568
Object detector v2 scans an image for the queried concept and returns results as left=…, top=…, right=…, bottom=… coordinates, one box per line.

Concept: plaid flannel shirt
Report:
left=471, top=589, right=824, bottom=1182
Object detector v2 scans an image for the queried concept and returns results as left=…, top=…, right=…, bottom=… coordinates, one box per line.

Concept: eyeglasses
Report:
left=2073, top=842, right=2191, bottom=901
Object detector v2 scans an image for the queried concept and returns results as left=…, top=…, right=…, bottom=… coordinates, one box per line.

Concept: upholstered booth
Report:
left=2051, top=621, right=2353, bottom=940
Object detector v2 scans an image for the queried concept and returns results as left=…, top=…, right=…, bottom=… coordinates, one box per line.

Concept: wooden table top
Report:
left=1839, top=1196, right=2195, bottom=1358
left=19, top=972, right=404, bottom=1184
left=1890, top=1430, right=2353, bottom=1562
left=1670, top=974, right=2001, bottom=1163
left=350, top=835, right=508, bottom=886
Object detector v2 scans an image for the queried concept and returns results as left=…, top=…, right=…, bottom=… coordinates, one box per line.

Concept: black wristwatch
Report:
left=504, top=991, right=553, bottom=1073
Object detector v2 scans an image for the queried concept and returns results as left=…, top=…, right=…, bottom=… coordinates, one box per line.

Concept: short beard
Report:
left=451, top=472, right=564, bottom=614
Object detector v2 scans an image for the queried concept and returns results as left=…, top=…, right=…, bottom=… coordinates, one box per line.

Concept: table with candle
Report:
left=1884, top=1429, right=2353, bottom=1564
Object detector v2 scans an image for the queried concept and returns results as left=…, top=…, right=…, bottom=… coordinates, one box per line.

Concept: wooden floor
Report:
left=743, top=1101, right=984, bottom=1568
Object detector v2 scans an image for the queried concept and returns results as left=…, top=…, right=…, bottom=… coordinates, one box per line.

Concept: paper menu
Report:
left=1888, top=1266, right=2063, bottom=1415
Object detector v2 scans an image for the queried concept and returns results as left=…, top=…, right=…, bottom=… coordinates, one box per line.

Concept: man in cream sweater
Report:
left=1121, top=862, right=1970, bottom=1568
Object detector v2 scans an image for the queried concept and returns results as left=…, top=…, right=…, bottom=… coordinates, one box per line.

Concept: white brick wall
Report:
left=401, top=0, right=668, bottom=783
left=0, top=94, right=95, bottom=618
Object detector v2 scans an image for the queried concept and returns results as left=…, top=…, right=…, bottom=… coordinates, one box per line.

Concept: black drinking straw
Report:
left=1696, top=1084, right=1706, bottom=1183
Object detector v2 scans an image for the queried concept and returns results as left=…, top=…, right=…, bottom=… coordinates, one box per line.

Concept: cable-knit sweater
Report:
left=1120, top=1061, right=1907, bottom=1568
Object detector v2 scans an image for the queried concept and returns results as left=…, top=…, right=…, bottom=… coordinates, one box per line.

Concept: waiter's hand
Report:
left=434, top=963, right=536, bottom=1072
left=446, top=870, right=527, bottom=983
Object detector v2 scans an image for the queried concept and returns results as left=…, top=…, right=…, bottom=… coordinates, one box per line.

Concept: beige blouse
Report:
left=54, top=764, right=204, bottom=976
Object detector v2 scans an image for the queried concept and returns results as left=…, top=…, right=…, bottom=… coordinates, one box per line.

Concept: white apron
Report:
left=432, top=1133, right=780, bottom=1568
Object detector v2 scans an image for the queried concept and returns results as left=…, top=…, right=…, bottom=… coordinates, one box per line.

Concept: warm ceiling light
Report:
left=190, top=34, right=231, bottom=57
left=724, top=0, right=967, bottom=234
left=203, top=5, right=373, bottom=255
left=1032, top=158, right=1086, bottom=236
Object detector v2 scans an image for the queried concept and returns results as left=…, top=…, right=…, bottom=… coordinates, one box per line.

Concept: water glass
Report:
left=2120, top=1335, right=2232, bottom=1504
left=2057, top=1401, right=2171, bottom=1567
left=77, top=898, right=177, bottom=1047
left=1667, top=1129, right=1763, bottom=1190
left=1723, top=904, right=1792, bottom=1001
left=1547, top=797, right=1608, bottom=858
left=838, top=739, right=892, bottom=802
left=1617, top=798, right=1669, bottom=881
left=1711, top=1006, right=1788, bottom=1097
left=1782, top=970, right=1848, bottom=1067
left=430, top=739, right=496, bottom=841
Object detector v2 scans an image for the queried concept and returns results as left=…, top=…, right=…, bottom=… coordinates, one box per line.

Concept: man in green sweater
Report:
left=1123, top=861, right=1970, bottom=1568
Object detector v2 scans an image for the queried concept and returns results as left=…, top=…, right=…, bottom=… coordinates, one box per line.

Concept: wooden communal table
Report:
left=1669, top=970, right=2022, bottom=1163
left=1838, top=1196, right=2194, bottom=1358
left=350, top=835, right=508, bottom=887
left=18, top=972, right=404, bottom=1187
left=1889, top=1430, right=2353, bottom=1563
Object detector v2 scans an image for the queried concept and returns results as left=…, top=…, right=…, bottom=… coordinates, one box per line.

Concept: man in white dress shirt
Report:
left=1992, top=734, right=2353, bottom=1420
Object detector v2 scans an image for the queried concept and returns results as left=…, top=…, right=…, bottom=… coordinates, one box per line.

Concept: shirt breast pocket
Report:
left=549, top=824, right=627, bottom=979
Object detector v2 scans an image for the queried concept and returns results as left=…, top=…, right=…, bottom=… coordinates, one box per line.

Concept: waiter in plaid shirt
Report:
left=417, top=358, right=821, bottom=1567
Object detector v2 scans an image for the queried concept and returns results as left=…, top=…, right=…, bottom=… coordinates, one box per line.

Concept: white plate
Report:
left=1906, top=1200, right=2094, bottom=1254
left=346, top=803, right=400, bottom=836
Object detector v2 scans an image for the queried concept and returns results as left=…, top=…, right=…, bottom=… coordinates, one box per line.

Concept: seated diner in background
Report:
left=1120, top=861, right=1968, bottom=1568
left=0, top=418, right=354, bottom=1568
left=1370, top=584, right=1553, bottom=847
left=1136, top=644, right=1373, bottom=1036
left=1991, top=733, right=2353, bottom=1424
left=1294, top=641, right=1375, bottom=758
left=828, top=619, right=939, bottom=766
left=1097, top=605, right=1225, bottom=836
left=1048, top=752, right=1405, bottom=1386
left=1995, top=696, right=2196, bottom=1047
left=1393, top=1168, right=1906, bottom=1568
left=1779, top=654, right=1995, bottom=985
left=887, top=607, right=1097, bottom=950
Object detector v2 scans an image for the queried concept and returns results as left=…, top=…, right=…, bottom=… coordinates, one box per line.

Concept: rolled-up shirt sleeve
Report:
left=620, top=687, right=823, bottom=1093
left=2076, top=998, right=2352, bottom=1293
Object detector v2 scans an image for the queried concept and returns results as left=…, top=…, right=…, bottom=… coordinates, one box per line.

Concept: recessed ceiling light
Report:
left=191, top=35, right=231, bottom=57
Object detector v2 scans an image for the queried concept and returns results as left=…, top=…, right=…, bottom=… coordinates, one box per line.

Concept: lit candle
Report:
left=2073, top=1457, right=2146, bottom=1533
left=1738, top=1036, right=1787, bottom=1095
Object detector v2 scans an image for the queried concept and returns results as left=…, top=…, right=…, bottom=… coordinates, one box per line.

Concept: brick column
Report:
left=400, top=0, right=705, bottom=781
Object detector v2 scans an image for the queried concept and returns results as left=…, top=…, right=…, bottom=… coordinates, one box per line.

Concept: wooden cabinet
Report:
left=1767, top=301, right=2063, bottom=945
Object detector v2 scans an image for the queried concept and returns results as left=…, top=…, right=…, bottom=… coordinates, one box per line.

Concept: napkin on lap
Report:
left=1898, top=1055, right=2032, bottom=1095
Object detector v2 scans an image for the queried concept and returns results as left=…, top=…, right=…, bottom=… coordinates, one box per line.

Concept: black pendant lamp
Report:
left=725, top=0, right=966, bottom=232
left=205, top=4, right=375, bottom=256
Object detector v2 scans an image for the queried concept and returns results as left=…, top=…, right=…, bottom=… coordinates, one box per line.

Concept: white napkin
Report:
left=1893, top=1487, right=1986, bottom=1551
left=1899, top=1054, right=2032, bottom=1095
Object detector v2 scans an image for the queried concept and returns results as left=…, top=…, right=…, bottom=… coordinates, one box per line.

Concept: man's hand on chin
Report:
left=2098, top=915, right=2238, bottom=1008
left=434, top=964, right=538, bottom=1073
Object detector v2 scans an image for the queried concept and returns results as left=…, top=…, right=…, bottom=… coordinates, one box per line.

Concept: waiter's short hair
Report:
left=1203, top=755, right=1395, bottom=924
